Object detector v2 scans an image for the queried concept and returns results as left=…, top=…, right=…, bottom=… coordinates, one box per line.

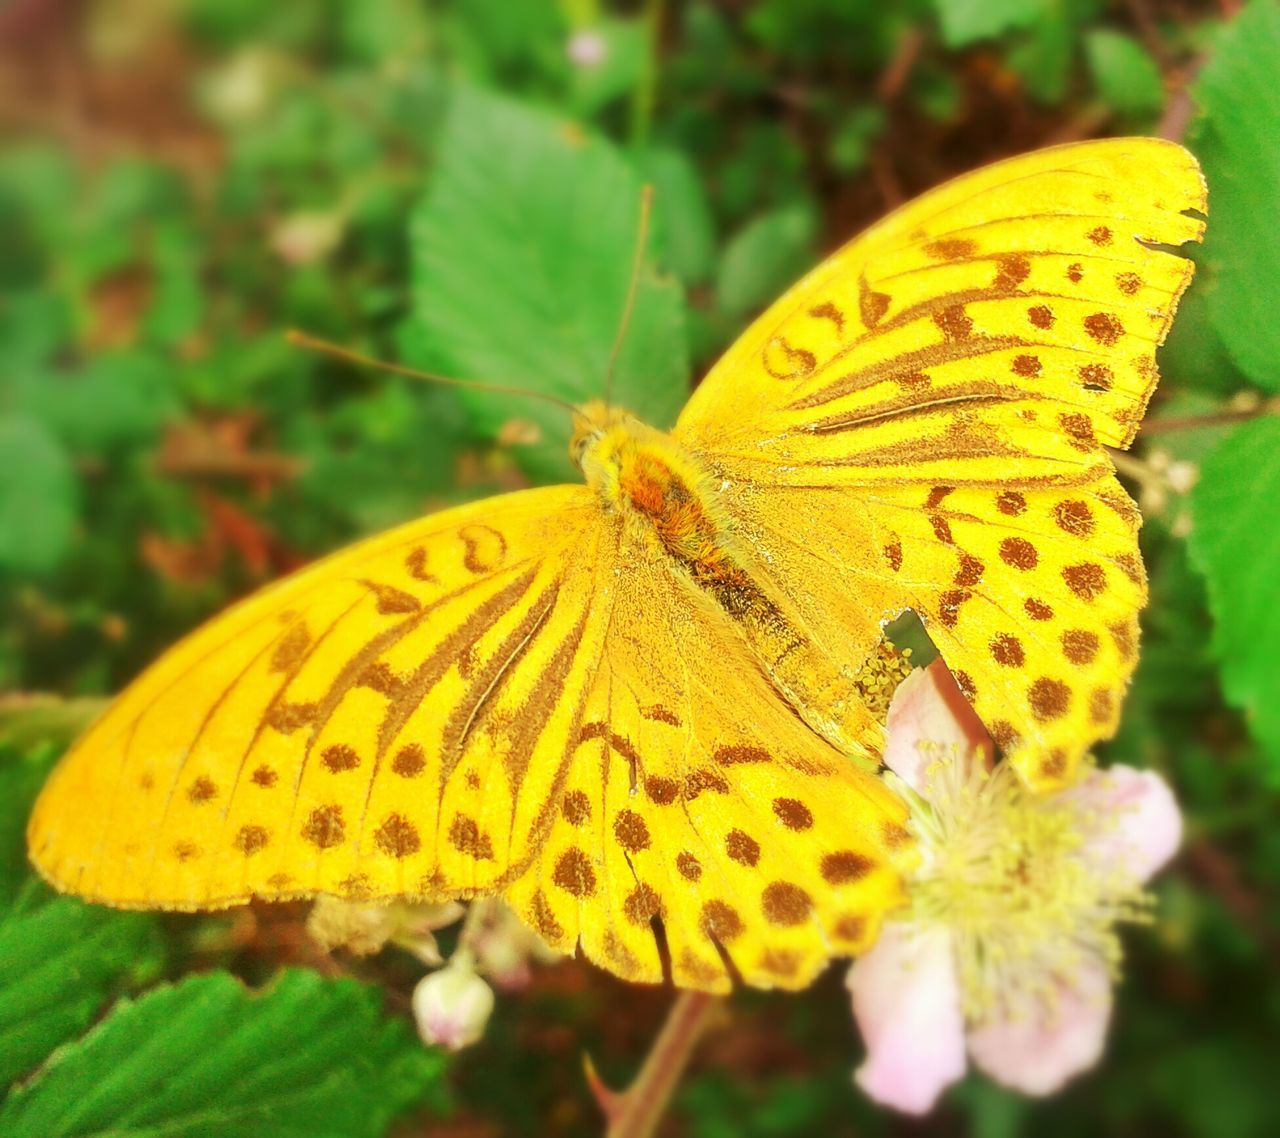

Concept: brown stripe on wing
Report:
left=785, top=335, right=1028, bottom=411
left=440, top=578, right=562, bottom=788
left=499, top=604, right=593, bottom=798
left=268, top=569, right=538, bottom=851
left=803, top=386, right=1034, bottom=435
left=494, top=608, right=597, bottom=889
left=373, top=567, right=541, bottom=760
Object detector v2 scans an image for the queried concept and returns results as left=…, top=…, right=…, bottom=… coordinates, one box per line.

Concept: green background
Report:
left=1, top=1, right=1277, bottom=1135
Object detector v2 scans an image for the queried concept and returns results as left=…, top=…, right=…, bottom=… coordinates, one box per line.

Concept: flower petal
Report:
left=847, top=922, right=966, bottom=1115
left=884, top=660, right=993, bottom=795
left=1066, top=766, right=1183, bottom=883
left=967, top=958, right=1112, bottom=1095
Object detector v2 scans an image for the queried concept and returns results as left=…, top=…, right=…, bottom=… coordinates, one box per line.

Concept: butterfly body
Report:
left=575, top=400, right=880, bottom=755
left=28, top=139, right=1206, bottom=993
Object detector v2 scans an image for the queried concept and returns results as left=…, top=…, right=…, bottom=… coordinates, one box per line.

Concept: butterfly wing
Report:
left=675, top=139, right=1205, bottom=786
left=29, top=484, right=907, bottom=991
left=503, top=520, right=908, bottom=993
left=28, top=487, right=611, bottom=908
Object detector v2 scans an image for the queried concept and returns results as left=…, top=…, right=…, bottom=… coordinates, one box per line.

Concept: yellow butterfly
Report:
left=28, top=139, right=1205, bottom=994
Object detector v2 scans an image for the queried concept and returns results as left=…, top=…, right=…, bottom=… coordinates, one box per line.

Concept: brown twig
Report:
left=1183, top=839, right=1279, bottom=961
left=869, top=144, right=904, bottom=212
left=587, top=990, right=725, bottom=1138
left=1045, top=104, right=1113, bottom=146
left=876, top=26, right=926, bottom=103
left=1122, top=0, right=1174, bottom=70
left=1139, top=402, right=1280, bottom=437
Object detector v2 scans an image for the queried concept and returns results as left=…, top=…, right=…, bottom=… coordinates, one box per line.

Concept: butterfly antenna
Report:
left=285, top=331, right=578, bottom=414
left=603, top=184, right=654, bottom=408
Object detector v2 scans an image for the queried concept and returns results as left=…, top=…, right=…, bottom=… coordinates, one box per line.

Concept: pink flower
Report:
left=567, top=30, right=608, bottom=69
left=848, top=661, right=1183, bottom=1113
left=464, top=897, right=563, bottom=991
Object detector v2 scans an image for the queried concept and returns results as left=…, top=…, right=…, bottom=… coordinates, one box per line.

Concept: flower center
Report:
left=889, top=750, right=1152, bottom=1023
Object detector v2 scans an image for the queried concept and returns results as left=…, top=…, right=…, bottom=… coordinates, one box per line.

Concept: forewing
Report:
left=28, top=487, right=611, bottom=908
left=674, top=139, right=1205, bottom=786
left=676, top=138, right=1204, bottom=484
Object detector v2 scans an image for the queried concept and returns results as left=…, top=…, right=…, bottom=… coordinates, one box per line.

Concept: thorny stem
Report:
left=591, top=990, right=724, bottom=1138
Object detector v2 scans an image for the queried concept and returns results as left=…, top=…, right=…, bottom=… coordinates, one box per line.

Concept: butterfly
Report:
left=28, top=139, right=1205, bottom=994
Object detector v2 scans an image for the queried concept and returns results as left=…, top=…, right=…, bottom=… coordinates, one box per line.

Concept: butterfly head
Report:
left=569, top=400, right=637, bottom=474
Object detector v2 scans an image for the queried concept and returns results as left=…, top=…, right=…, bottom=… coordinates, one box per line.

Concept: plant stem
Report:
left=0, top=692, right=110, bottom=750
left=596, top=990, right=724, bottom=1138
left=630, top=0, right=664, bottom=152
left=1139, top=401, right=1280, bottom=436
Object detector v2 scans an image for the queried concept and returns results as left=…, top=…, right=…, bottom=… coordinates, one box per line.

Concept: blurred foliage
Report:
left=1, top=0, right=1278, bottom=1136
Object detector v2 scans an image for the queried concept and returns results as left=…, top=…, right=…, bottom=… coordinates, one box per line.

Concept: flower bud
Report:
left=412, top=960, right=495, bottom=1051
left=270, top=210, right=345, bottom=266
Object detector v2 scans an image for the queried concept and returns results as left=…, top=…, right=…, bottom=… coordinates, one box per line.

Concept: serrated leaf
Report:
left=0, top=747, right=59, bottom=908
left=1086, top=29, right=1164, bottom=117
left=409, top=87, right=688, bottom=483
left=933, top=0, right=1048, bottom=47
left=0, top=970, right=447, bottom=1137
left=0, top=417, right=79, bottom=576
left=1191, top=0, right=1280, bottom=391
left=0, top=890, right=165, bottom=1090
left=1187, top=418, right=1280, bottom=779
left=0, top=747, right=165, bottom=1089
left=715, top=203, right=817, bottom=321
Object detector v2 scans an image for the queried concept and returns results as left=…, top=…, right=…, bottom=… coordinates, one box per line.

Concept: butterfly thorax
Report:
left=571, top=401, right=880, bottom=756
left=572, top=401, right=727, bottom=562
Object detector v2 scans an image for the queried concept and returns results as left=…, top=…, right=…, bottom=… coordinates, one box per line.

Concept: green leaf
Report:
left=10, top=352, right=179, bottom=458
left=0, top=890, right=165, bottom=1090
left=715, top=203, right=817, bottom=321
left=289, top=381, right=469, bottom=533
left=0, top=417, right=79, bottom=576
left=1086, top=29, right=1165, bottom=118
left=1005, top=11, right=1075, bottom=105
left=933, top=0, right=1048, bottom=47
left=566, top=19, right=648, bottom=116
left=1191, top=0, right=1280, bottom=391
left=0, top=747, right=59, bottom=908
left=143, top=222, right=205, bottom=347
left=0, top=970, right=447, bottom=1136
left=0, top=747, right=166, bottom=1089
left=828, top=106, right=886, bottom=175
left=1187, top=418, right=1280, bottom=779
left=1157, top=246, right=1252, bottom=396
left=409, top=87, right=689, bottom=482
left=638, top=146, right=716, bottom=286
